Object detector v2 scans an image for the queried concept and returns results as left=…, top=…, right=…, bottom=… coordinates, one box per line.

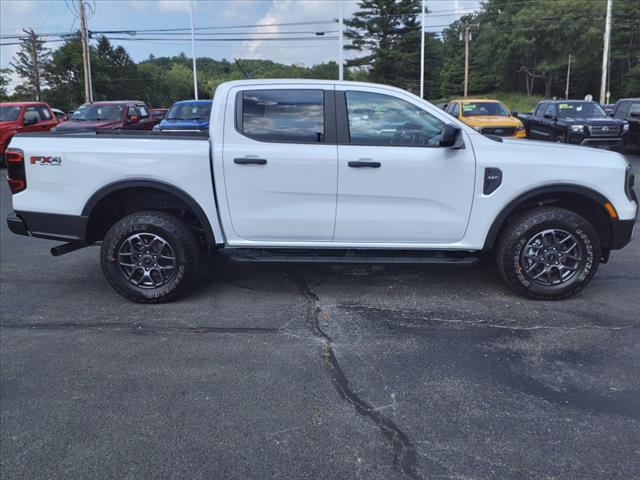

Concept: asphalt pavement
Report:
left=1, top=154, right=639, bottom=480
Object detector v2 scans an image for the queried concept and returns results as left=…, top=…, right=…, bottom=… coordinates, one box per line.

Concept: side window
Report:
left=629, top=103, right=640, bottom=117
left=544, top=104, right=556, bottom=117
left=345, top=91, right=444, bottom=146
left=127, top=106, right=137, bottom=118
left=36, top=106, right=52, bottom=120
left=137, top=105, right=149, bottom=117
left=451, top=103, right=460, bottom=117
left=239, top=89, right=325, bottom=143
left=23, top=107, right=42, bottom=122
left=534, top=103, right=546, bottom=116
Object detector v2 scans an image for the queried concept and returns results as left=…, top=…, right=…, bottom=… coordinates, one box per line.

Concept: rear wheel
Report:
left=100, top=211, right=200, bottom=303
left=496, top=207, right=600, bottom=300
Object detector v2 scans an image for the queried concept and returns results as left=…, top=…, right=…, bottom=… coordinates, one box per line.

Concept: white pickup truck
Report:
left=6, top=80, right=637, bottom=302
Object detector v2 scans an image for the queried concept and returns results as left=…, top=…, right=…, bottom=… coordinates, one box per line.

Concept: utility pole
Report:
left=565, top=54, right=572, bottom=99
left=190, top=0, right=198, bottom=99
left=419, top=0, right=425, bottom=98
left=23, top=29, right=41, bottom=101
left=338, top=1, right=344, bottom=81
left=78, top=0, right=93, bottom=103
left=463, top=22, right=470, bottom=98
left=600, top=0, right=612, bottom=104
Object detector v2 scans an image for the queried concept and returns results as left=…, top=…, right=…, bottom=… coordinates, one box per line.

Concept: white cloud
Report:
left=236, top=0, right=358, bottom=66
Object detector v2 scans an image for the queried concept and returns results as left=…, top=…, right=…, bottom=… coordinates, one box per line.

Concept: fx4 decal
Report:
left=30, top=156, right=62, bottom=166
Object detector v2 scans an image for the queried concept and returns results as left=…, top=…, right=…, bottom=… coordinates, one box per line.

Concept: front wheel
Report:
left=496, top=207, right=600, bottom=300
left=100, top=211, right=200, bottom=303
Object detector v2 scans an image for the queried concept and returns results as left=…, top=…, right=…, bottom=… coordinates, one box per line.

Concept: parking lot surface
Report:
left=1, top=154, right=639, bottom=480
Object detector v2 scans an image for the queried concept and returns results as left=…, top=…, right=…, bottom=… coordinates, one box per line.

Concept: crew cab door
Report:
left=334, top=87, right=476, bottom=244
left=222, top=86, right=338, bottom=242
left=529, top=103, right=557, bottom=140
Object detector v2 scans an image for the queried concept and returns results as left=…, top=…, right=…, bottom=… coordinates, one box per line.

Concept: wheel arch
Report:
left=483, top=184, right=615, bottom=251
left=82, top=179, right=216, bottom=246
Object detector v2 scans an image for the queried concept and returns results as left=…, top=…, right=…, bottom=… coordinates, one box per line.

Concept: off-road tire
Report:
left=496, top=207, right=601, bottom=300
left=100, top=211, right=200, bottom=303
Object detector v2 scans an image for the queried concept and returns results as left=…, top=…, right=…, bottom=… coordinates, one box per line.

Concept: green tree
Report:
left=42, top=37, right=85, bottom=111
left=0, top=68, right=11, bottom=101
left=344, top=0, right=423, bottom=94
left=10, top=30, right=50, bottom=101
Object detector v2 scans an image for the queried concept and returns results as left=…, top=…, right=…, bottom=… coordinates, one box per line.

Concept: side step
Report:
left=224, top=248, right=479, bottom=265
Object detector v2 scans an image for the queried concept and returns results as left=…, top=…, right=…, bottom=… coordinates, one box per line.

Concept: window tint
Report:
left=137, top=105, right=149, bottom=117
left=345, top=91, right=445, bottom=146
left=449, top=103, right=460, bottom=117
left=630, top=103, right=640, bottom=116
left=127, top=106, right=138, bottom=117
left=36, top=106, right=52, bottom=120
left=544, top=104, right=556, bottom=117
left=535, top=103, right=546, bottom=116
left=23, top=107, right=42, bottom=122
left=240, top=89, right=325, bottom=143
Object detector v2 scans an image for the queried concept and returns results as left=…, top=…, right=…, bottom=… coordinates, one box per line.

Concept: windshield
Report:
left=462, top=102, right=510, bottom=117
left=71, top=104, right=123, bottom=121
left=557, top=102, right=607, bottom=118
left=0, top=106, right=22, bottom=122
left=166, top=103, right=211, bottom=121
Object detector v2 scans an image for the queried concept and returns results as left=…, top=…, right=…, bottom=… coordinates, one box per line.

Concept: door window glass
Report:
left=36, top=106, right=52, bottom=120
left=23, top=107, right=42, bottom=123
left=345, top=91, right=444, bottom=146
left=544, top=104, right=556, bottom=117
left=240, top=89, right=325, bottom=143
left=137, top=105, right=149, bottom=117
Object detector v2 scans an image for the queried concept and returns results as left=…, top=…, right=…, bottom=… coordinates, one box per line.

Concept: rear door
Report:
left=334, top=87, right=476, bottom=244
left=222, top=86, right=338, bottom=242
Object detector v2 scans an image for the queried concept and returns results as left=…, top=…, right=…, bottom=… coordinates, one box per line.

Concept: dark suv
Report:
left=54, top=101, right=157, bottom=132
left=524, top=100, right=627, bottom=148
left=610, top=98, right=640, bottom=149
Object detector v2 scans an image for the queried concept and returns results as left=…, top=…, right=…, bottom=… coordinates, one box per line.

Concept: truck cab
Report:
left=1, top=102, right=59, bottom=164
left=610, top=98, right=640, bottom=149
left=53, top=101, right=156, bottom=132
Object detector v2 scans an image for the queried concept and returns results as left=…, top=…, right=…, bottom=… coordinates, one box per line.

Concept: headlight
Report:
left=623, top=122, right=629, bottom=133
left=473, top=126, right=483, bottom=132
left=570, top=125, right=585, bottom=133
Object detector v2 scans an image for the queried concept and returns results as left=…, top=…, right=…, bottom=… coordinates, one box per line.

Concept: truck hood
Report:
left=560, top=117, right=626, bottom=126
left=55, top=119, right=122, bottom=131
left=461, top=116, right=523, bottom=127
left=157, top=118, right=209, bottom=130
left=499, top=137, right=626, bottom=162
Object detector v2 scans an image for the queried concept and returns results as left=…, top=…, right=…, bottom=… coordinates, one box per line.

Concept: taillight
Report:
left=6, top=148, right=27, bottom=194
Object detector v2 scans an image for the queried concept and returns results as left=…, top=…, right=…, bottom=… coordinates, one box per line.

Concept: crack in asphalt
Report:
left=342, top=305, right=640, bottom=332
left=292, top=272, right=434, bottom=480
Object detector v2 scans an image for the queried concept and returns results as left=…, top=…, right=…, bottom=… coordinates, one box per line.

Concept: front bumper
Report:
left=610, top=218, right=636, bottom=250
left=568, top=135, right=624, bottom=148
left=7, top=211, right=88, bottom=242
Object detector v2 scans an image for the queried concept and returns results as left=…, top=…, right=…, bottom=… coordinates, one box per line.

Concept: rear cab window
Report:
left=237, top=89, right=325, bottom=143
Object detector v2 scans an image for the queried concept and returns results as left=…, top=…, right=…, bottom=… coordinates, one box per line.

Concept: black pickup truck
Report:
left=610, top=98, right=640, bottom=149
left=520, top=100, right=627, bottom=148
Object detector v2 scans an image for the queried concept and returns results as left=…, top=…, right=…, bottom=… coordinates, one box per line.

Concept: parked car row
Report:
left=437, top=96, right=638, bottom=150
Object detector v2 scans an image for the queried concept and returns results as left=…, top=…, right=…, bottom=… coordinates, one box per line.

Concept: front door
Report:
left=334, top=88, right=476, bottom=244
left=222, top=86, right=338, bottom=242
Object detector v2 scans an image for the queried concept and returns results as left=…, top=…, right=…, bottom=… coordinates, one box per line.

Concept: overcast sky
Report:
left=1, top=0, right=480, bottom=91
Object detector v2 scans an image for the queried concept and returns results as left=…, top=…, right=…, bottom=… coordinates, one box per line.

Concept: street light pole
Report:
left=600, top=0, right=612, bottom=104
left=338, top=1, right=344, bottom=81
left=190, top=0, right=198, bottom=100
left=463, top=22, right=470, bottom=98
left=419, top=0, right=425, bottom=98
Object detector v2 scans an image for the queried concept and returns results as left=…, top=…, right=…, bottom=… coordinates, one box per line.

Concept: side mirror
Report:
left=23, top=117, right=38, bottom=126
left=440, top=124, right=461, bottom=148
left=128, top=115, right=139, bottom=123
left=543, top=113, right=555, bottom=120
left=511, top=111, right=518, bottom=117
left=630, top=111, right=640, bottom=118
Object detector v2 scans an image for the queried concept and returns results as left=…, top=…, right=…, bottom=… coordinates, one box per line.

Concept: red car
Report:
left=1, top=102, right=59, bottom=164
left=54, top=101, right=157, bottom=132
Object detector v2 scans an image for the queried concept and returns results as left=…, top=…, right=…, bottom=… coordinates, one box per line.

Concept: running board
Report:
left=224, top=249, right=479, bottom=265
